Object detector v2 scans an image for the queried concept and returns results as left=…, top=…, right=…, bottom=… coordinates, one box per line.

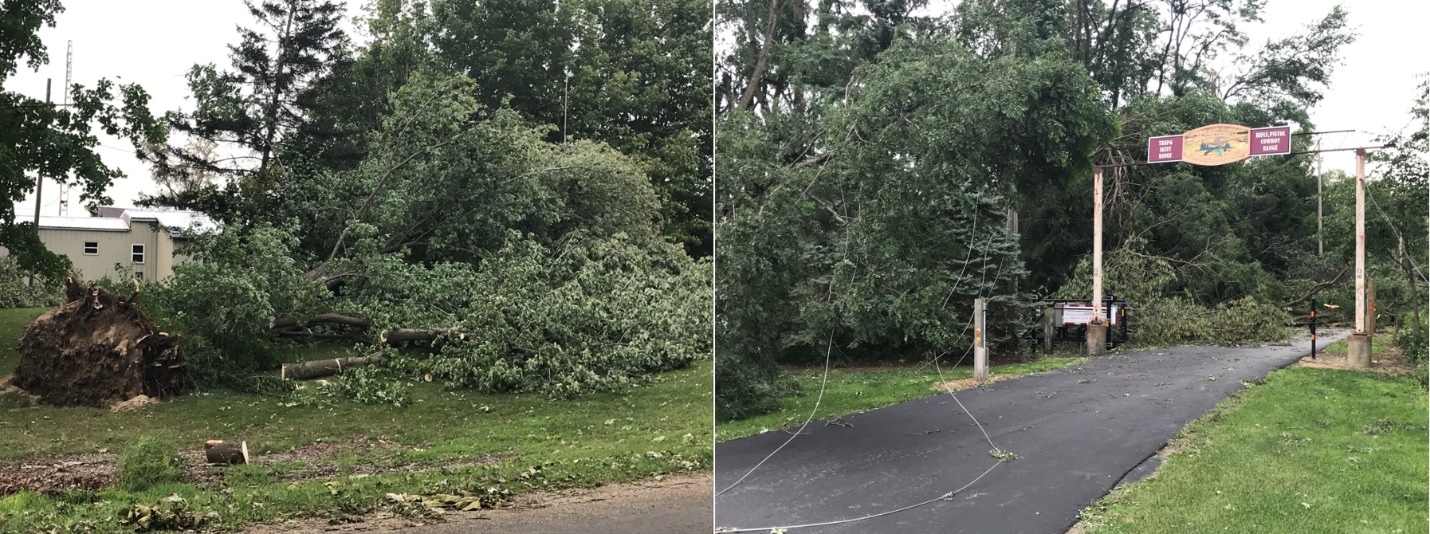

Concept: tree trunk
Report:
left=272, top=313, right=374, bottom=331
left=737, top=0, right=781, bottom=111
left=281, top=354, right=386, bottom=380
left=204, top=440, right=248, bottom=465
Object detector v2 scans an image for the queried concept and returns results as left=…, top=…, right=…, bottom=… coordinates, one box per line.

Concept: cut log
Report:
left=204, top=440, right=249, bottom=465
left=380, top=328, right=465, bottom=343
left=281, top=354, right=386, bottom=380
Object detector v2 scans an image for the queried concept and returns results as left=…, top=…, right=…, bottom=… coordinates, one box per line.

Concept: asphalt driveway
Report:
left=714, top=333, right=1346, bottom=533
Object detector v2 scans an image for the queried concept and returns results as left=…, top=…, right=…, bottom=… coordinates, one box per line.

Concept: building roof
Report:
left=120, top=210, right=219, bottom=237
left=16, top=208, right=218, bottom=237
left=13, top=214, right=132, bottom=232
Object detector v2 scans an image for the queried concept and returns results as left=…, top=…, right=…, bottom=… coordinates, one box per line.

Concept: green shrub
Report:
left=1396, top=312, right=1428, bottom=384
left=0, top=257, right=63, bottom=309
left=715, top=349, right=797, bottom=421
left=116, top=436, right=185, bottom=492
left=1055, top=245, right=1291, bottom=347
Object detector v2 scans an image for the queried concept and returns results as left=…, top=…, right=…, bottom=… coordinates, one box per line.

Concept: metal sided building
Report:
left=6, top=208, right=216, bottom=282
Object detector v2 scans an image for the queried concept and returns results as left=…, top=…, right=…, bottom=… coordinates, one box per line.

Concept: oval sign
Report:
left=1181, top=123, right=1250, bottom=166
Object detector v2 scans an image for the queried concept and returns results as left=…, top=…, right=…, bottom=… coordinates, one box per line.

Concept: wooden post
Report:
left=1042, top=306, right=1055, bottom=354
left=974, top=298, right=988, bottom=380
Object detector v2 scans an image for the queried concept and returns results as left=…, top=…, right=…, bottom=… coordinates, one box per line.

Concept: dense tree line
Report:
left=715, top=0, right=1424, bottom=419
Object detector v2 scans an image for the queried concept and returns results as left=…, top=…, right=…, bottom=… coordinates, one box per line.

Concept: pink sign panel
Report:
left=1249, top=126, right=1292, bottom=155
left=1147, top=135, right=1183, bottom=163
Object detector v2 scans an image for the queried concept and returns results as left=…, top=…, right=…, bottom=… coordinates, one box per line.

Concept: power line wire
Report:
left=719, top=226, right=1017, bottom=532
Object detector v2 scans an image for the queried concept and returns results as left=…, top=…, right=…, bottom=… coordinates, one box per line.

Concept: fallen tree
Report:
left=11, top=279, right=194, bottom=407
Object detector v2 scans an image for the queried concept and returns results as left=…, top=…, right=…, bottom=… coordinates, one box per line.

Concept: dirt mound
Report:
left=11, top=279, right=194, bottom=407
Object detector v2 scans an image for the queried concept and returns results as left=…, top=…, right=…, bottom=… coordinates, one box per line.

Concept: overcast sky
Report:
left=6, top=0, right=1427, bottom=217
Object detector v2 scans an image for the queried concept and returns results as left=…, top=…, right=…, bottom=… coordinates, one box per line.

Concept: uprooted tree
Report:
left=12, top=280, right=194, bottom=407
left=126, top=70, right=711, bottom=398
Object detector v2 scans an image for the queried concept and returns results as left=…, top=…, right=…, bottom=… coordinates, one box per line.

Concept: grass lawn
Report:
left=1077, top=365, right=1428, bottom=533
left=716, top=357, right=1087, bottom=441
left=0, top=307, right=44, bottom=373
left=1321, top=334, right=1395, bottom=355
left=0, top=308, right=713, bottom=532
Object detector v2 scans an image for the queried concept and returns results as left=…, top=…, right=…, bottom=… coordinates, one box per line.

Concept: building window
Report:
left=131, top=244, right=145, bottom=264
left=83, top=242, right=98, bottom=255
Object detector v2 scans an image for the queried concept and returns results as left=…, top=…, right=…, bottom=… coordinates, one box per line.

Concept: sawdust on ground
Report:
left=0, top=438, right=498, bottom=497
left=1294, top=339, right=1414, bottom=373
left=931, top=372, right=1020, bottom=392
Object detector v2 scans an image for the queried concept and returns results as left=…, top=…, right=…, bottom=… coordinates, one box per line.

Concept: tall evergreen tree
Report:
left=144, top=0, right=347, bottom=219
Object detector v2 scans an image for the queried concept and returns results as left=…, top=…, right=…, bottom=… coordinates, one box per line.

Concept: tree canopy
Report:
left=713, top=0, right=1411, bottom=419
left=7, top=0, right=713, bottom=399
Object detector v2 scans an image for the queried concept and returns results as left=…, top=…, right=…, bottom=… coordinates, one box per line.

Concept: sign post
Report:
left=1137, top=125, right=1378, bottom=363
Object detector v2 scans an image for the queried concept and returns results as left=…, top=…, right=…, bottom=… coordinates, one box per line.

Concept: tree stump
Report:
left=204, top=440, right=249, bottom=465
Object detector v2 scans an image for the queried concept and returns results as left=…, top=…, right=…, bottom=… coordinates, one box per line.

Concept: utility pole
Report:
left=60, top=41, right=72, bottom=216
left=1007, top=207, right=1019, bottom=296
left=1087, top=166, right=1107, bottom=356
left=1348, top=148, right=1371, bottom=367
left=973, top=297, right=988, bottom=380
left=1316, top=139, right=1323, bottom=257
left=64, top=41, right=72, bottom=107
left=29, top=79, right=51, bottom=287
left=562, top=70, right=569, bottom=144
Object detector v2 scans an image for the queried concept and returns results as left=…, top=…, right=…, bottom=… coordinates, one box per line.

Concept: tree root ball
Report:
left=11, top=280, right=195, bottom=407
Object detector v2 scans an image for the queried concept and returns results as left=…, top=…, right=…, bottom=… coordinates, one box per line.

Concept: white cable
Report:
left=717, top=461, right=1003, bottom=533
left=716, top=330, right=836, bottom=497
left=1366, top=181, right=1429, bottom=281
left=718, top=339, right=1008, bottom=533
left=719, top=222, right=1016, bottom=532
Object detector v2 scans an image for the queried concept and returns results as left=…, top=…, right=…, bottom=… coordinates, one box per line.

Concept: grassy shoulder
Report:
left=0, top=307, right=713, bottom=533
left=716, top=356, right=1086, bottom=442
left=1321, top=334, right=1394, bottom=355
left=1076, top=365, right=1428, bottom=533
